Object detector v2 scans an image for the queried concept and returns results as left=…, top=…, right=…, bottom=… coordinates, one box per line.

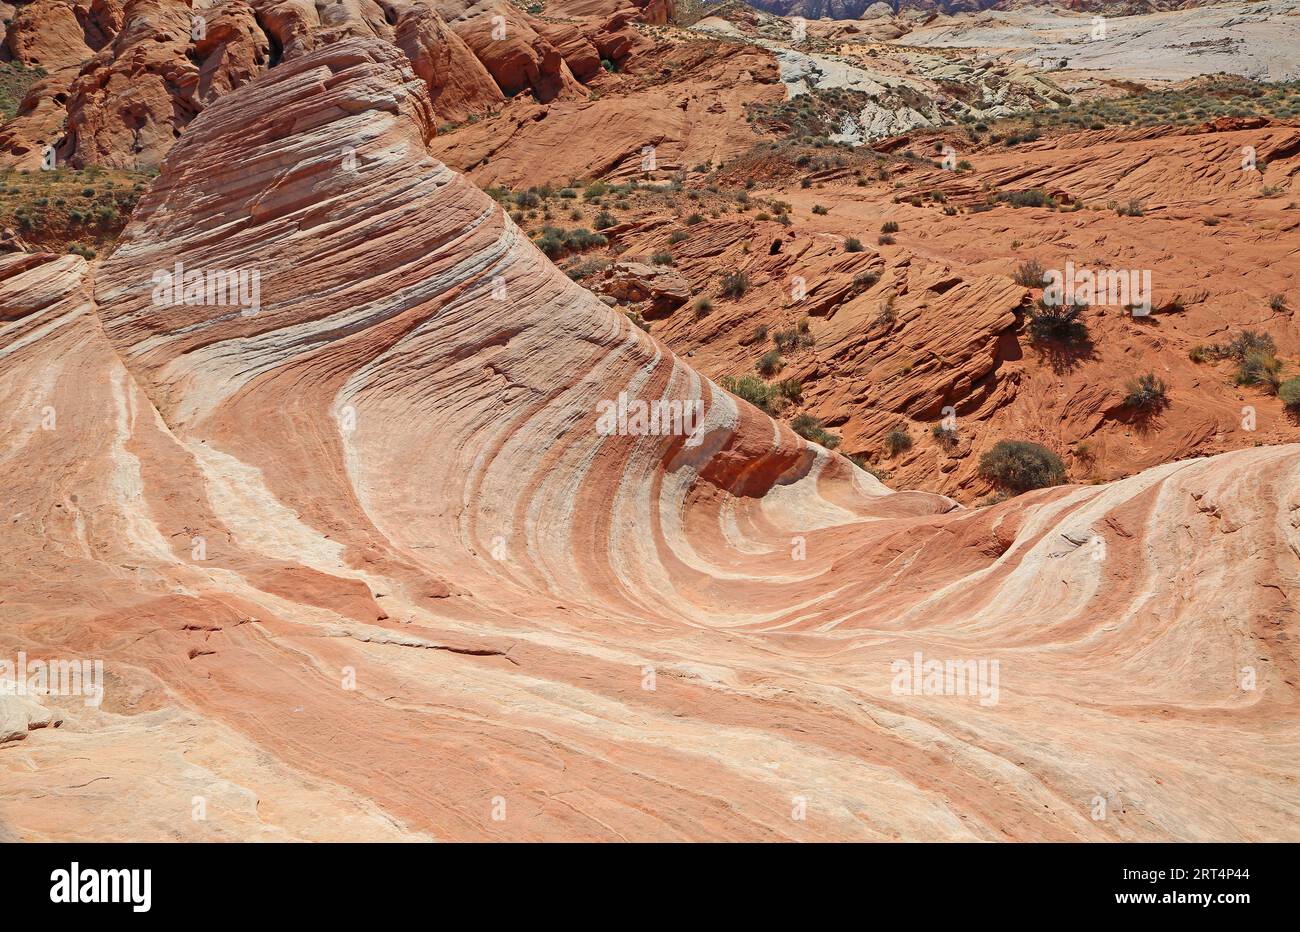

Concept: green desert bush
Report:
left=1237, top=350, right=1284, bottom=393
left=997, top=188, right=1053, bottom=208
left=931, top=424, right=959, bottom=447
left=720, top=375, right=778, bottom=413
left=1279, top=377, right=1300, bottom=408
left=883, top=426, right=912, bottom=456
left=791, top=413, right=841, bottom=449
left=756, top=349, right=783, bottom=376
left=1123, top=373, right=1169, bottom=410
left=1028, top=298, right=1088, bottom=345
left=978, top=440, right=1066, bottom=493
left=721, top=270, right=749, bottom=299
left=1013, top=259, right=1046, bottom=288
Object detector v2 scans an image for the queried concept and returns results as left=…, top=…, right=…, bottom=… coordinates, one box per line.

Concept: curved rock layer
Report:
left=2, top=38, right=1298, bottom=840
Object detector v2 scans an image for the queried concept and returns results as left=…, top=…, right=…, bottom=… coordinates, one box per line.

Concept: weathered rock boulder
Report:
left=592, top=260, right=690, bottom=318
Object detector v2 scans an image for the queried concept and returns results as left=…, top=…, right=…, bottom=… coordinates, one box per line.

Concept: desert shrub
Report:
left=1124, top=373, right=1169, bottom=410
left=876, top=296, right=897, bottom=328
left=565, top=228, right=606, bottom=249
left=1029, top=298, right=1088, bottom=345
left=720, top=375, right=778, bottom=413
left=1269, top=293, right=1288, bottom=312
left=583, top=181, right=609, bottom=200
left=978, top=440, right=1066, bottom=493
left=535, top=226, right=606, bottom=257
left=853, top=271, right=879, bottom=291
left=668, top=230, right=689, bottom=244
left=565, top=257, right=610, bottom=280
left=721, top=270, right=749, bottom=299
left=593, top=211, right=616, bottom=230
left=650, top=251, right=674, bottom=266
left=1115, top=198, right=1144, bottom=217
left=812, top=204, right=829, bottom=215
left=756, top=349, right=783, bottom=376
left=1226, top=329, right=1276, bottom=360
left=1237, top=350, right=1284, bottom=393
left=685, top=213, right=704, bottom=225
left=997, top=188, right=1052, bottom=208
left=881, top=220, right=899, bottom=234
left=535, top=232, right=565, bottom=257
left=883, top=426, right=912, bottom=456
left=1013, top=259, right=1046, bottom=287
left=931, top=424, right=958, bottom=447
left=1279, top=377, right=1300, bottom=407
left=773, top=322, right=814, bottom=351
left=791, top=413, right=841, bottom=449
left=878, top=234, right=895, bottom=245
left=844, top=236, right=864, bottom=252
left=693, top=296, right=713, bottom=317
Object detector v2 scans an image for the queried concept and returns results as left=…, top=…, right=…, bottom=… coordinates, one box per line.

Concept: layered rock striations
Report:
left=1, top=38, right=1297, bottom=841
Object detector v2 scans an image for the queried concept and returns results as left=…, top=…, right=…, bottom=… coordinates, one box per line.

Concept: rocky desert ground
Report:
left=0, top=0, right=1297, bottom=842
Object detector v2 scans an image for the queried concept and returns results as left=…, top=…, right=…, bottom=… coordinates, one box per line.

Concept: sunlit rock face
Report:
left=0, top=36, right=1297, bottom=842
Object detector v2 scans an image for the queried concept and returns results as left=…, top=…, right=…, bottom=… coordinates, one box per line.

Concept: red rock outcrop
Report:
left=0, top=0, right=657, bottom=168
left=393, top=3, right=507, bottom=121
left=444, top=2, right=587, bottom=103
left=595, top=117, right=1300, bottom=500
left=429, top=37, right=783, bottom=186
left=1, top=38, right=1296, bottom=841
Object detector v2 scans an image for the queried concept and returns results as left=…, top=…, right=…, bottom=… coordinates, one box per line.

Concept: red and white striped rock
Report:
left=1, top=38, right=1297, bottom=841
